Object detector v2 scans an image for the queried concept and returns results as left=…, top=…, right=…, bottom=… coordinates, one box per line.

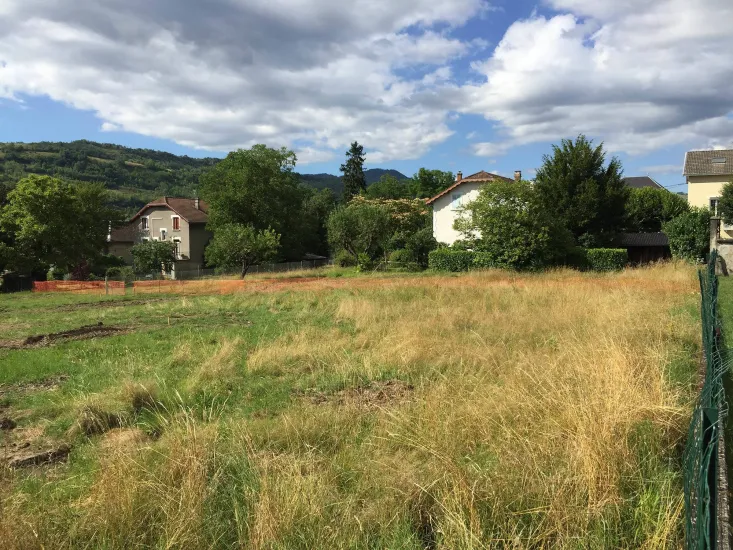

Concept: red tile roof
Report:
left=130, top=197, right=209, bottom=224
left=425, top=171, right=514, bottom=205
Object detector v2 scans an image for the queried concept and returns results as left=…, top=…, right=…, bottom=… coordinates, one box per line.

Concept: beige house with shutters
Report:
left=108, top=197, right=213, bottom=276
left=426, top=170, right=519, bottom=245
left=684, top=149, right=733, bottom=238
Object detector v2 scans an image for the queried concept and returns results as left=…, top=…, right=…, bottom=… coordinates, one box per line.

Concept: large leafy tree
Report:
left=626, top=187, right=689, bottom=232
left=131, top=240, right=177, bottom=277
left=409, top=168, right=455, bottom=199
left=200, top=145, right=307, bottom=259
left=716, top=179, right=733, bottom=223
left=0, top=175, right=120, bottom=275
left=455, top=180, right=574, bottom=270
left=534, top=135, right=628, bottom=246
left=340, top=141, right=367, bottom=201
left=205, top=224, right=280, bottom=277
left=327, top=201, right=391, bottom=266
left=663, top=207, right=710, bottom=262
left=365, top=174, right=411, bottom=199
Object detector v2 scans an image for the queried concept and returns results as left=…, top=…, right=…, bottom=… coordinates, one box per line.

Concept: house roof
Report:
left=683, top=149, right=733, bottom=176
left=623, top=176, right=664, bottom=189
left=617, top=232, right=669, bottom=247
left=108, top=224, right=138, bottom=243
left=131, top=197, right=209, bottom=224
left=425, top=171, right=514, bottom=205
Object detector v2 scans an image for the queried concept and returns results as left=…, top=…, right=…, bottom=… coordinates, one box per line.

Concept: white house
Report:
left=426, top=170, right=520, bottom=245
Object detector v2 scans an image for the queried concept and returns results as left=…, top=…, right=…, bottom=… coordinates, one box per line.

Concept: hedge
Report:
left=430, top=247, right=627, bottom=272
left=428, top=249, right=499, bottom=271
left=585, top=248, right=627, bottom=271
left=428, top=249, right=475, bottom=272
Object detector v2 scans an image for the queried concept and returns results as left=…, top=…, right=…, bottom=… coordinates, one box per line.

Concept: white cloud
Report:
left=295, top=147, right=336, bottom=165
left=461, top=0, right=733, bottom=157
left=0, top=0, right=487, bottom=161
left=1, top=0, right=731, bottom=164
left=472, top=141, right=511, bottom=157
left=100, top=121, right=121, bottom=132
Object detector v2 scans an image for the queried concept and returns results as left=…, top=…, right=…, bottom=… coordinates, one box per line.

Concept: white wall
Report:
left=432, top=182, right=484, bottom=245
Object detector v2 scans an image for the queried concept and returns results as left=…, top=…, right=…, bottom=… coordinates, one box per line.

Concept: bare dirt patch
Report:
left=0, top=323, right=128, bottom=349
left=2, top=424, right=71, bottom=469
left=0, top=375, right=69, bottom=399
left=4, top=443, right=71, bottom=468
left=297, top=380, right=414, bottom=409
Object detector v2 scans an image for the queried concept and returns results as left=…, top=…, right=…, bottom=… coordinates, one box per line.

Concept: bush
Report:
left=48, top=266, right=66, bottom=280
left=663, top=207, right=710, bottom=263
left=454, top=180, right=574, bottom=269
left=585, top=248, right=627, bottom=271
left=388, top=249, right=414, bottom=264
left=334, top=250, right=356, bottom=268
left=472, top=252, right=496, bottom=269
left=428, top=249, right=475, bottom=272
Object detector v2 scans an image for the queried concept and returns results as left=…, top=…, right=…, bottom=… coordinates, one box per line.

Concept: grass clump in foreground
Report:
left=0, top=263, right=701, bottom=548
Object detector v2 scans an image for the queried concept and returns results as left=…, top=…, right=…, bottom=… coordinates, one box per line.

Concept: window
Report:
left=451, top=193, right=463, bottom=211
left=172, top=216, right=180, bottom=231
left=710, top=197, right=720, bottom=216
left=142, top=237, right=150, bottom=243
left=160, top=228, right=167, bottom=241
left=712, top=157, right=727, bottom=164
left=173, top=238, right=182, bottom=258
left=141, top=217, right=148, bottom=230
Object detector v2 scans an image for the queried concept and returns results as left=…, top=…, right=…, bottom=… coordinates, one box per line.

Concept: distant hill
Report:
left=299, top=168, right=409, bottom=194
left=0, top=140, right=408, bottom=213
left=0, top=140, right=217, bottom=213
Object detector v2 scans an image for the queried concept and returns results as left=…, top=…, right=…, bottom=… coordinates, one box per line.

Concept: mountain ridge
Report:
left=0, top=140, right=408, bottom=213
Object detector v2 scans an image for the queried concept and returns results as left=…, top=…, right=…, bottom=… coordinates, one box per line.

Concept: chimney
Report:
left=456, top=171, right=462, bottom=182
left=194, top=197, right=200, bottom=210
left=514, top=170, right=522, bottom=182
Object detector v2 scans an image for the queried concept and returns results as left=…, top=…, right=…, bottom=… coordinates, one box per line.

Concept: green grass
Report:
left=0, top=265, right=702, bottom=548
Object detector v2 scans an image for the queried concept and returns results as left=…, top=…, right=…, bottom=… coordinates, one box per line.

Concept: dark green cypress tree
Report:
left=340, top=141, right=367, bottom=202
left=534, top=135, right=628, bottom=247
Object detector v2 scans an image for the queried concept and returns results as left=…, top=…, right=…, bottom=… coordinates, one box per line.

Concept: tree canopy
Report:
left=716, top=179, right=733, bottom=224
left=131, top=240, right=177, bottom=276
left=327, top=201, right=391, bottom=268
left=663, top=207, right=710, bottom=263
left=205, top=224, right=280, bottom=277
left=0, top=175, right=120, bottom=275
left=534, top=135, right=628, bottom=246
left=455, top=180, right=573, bottom=270
left=340, top=141, right=367, bottom=201
left=625, top=187, right=688, bottom=232
left=365, top=174, right=411, bottom=199
left=409, top=168, right=454, bottom=199
left=200, top=145, right=311, bottom=260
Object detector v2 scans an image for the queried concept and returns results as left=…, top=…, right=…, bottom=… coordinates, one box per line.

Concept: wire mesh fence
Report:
left=683, top=249, right=731, bottom=549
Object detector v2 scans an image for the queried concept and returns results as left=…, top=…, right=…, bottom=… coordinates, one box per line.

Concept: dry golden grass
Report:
left=0, top=263, right=700, bottom=548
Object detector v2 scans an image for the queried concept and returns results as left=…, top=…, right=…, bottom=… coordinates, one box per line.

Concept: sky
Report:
left=1, top=0, right=732, bottom=193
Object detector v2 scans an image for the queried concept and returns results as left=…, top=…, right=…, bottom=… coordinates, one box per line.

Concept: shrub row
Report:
left=429, top=247, right=628, bottom=272
left=428, top=249, right=496, bottom=272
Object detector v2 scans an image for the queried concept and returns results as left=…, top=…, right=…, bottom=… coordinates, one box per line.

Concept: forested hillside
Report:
left=0, top=141, right=407, bottom=214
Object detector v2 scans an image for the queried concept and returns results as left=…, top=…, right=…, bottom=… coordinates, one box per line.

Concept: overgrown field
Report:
left=0, top=264, right=702, bottom=548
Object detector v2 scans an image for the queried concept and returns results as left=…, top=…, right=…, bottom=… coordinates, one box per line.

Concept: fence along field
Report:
left=0, top=263, right=705, bottom=548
